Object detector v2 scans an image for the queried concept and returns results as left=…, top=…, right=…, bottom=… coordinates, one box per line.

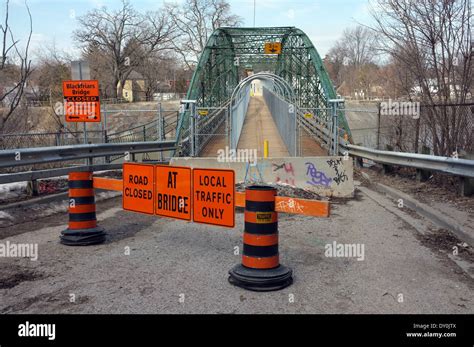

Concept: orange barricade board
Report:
left=62, top=80, right=100, bottom=122
left=101, top=163, right=330, bottom=220
left=122, top=163, right=155, bottom=215
left=155, top=165, right=192, bottom=221
left=93, top=177, right=122, bottom=191
left=192, top=168, right=235, bottom=228
left=235, top=192, right=329, bottom=217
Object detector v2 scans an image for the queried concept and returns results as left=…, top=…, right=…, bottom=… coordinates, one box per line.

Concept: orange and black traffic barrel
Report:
left=228, top=185, right=293, bottom=291
left=60, top=172, right=106, bottom=246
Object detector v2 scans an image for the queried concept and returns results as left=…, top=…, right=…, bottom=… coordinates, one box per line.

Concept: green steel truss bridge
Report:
left=175, top=26, right=352, bottom=157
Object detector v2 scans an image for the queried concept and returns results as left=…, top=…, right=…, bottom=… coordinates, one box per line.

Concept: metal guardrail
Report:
left=0, top=140, right=176, bottom=169
left=298, top=108, right=474, bottom=178
left=0, top=163, right=123, bottom=185
left=342, top=144, right=474, bottom=178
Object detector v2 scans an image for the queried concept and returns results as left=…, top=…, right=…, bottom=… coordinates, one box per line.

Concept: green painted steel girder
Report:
left=175, top=26, right=352, bottom=149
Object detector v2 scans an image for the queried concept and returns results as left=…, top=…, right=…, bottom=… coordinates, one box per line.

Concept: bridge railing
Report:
left=195, top=105, right=229, bottom=156
left=230, top=84, right=251, bottom=149
left=0, top=107, right=179, bottom=151
left=0, top=131, right=105, bottom=149
left=297, top=107, right=347, bottom=154
left=105, top=110, right=178, bottom=144
left=262, top=87, right=298, bottom=156
left=177, top=102, right=230, bottom=157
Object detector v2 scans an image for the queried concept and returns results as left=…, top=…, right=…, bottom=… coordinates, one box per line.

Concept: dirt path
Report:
left=0, top=186, right=472, bottom=314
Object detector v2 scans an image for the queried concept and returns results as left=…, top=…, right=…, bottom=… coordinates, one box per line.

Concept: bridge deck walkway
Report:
left=199, top=95, right=327, bottom=157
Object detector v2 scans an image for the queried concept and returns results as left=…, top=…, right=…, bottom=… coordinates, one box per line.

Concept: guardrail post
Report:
left=26, top=179, right=39, bottom=197
left=383, top=145, right=394, bottom=174
left=353, top=144, right=364, bottom=168
left=416, top=146, right=431, bottom=182
left=60, top=171, right=106, bottom=246
left=460, top=152, right=474, bottom=197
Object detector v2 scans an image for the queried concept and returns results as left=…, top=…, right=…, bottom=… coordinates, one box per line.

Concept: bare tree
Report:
left=327, top=25, right=378, bottom=98
left=167, top=0, right=242, bottom=69
left=338, top=26, right=376, bottom=68
left=0, top=0, right=33, bottom=133
left=73, top=0, right=176, bottom=99
left=31, top=41, right=73, bottom=131
left=370, top=0, right=473, bottom=155
left=134, top=52, right=177, bottom=100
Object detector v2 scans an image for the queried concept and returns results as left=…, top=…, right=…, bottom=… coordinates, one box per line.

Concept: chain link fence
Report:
left=230, top=84, right=251, bottom=149
left=0, top=108, right=180, bottom=172
left=262, top=87, right=298, bottom=156
left=378, top=103, right=474, bottom=157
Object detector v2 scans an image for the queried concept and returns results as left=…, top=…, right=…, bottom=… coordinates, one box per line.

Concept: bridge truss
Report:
left=176, top=26, right=351, bottom=156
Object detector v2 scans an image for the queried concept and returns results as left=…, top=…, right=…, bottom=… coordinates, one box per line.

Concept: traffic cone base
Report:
left=228, top=264, right=293, bottom=292
left=60, top=227, right=106, bottom=246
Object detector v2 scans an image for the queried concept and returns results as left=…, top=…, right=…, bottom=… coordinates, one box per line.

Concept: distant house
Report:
left=117, top=70, right=146, bottom=102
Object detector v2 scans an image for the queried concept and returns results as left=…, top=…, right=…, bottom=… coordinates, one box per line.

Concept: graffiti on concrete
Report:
left=272, top=162, right=295, bottom=175
left=305, top=162, right=332, bottom=187
left=245, top=160, right=267, bottom=183
left=326, top=158, right=348, bottom=185
left=276, top=198, right=304, bottom=214
left=273, top=162, right=295, bottom=185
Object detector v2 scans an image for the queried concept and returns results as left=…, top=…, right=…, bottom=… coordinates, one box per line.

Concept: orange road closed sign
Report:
left=123, top=163, right=154, bottom=215
left=63, top=80, right=100, bottom=122
left=155, top=165, right=192, bottom=221
left=193, top=168, right=235, bottom=227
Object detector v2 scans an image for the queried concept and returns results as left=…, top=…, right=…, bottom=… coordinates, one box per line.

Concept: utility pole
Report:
left=253, top=0, right=256, bottom=27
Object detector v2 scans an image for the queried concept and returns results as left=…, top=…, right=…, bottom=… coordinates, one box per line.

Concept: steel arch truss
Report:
left=176, top=26, right=351, bottom=149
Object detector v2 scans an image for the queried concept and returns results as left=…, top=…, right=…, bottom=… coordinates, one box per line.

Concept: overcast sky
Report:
left=4, top=0, right=374, bottom=63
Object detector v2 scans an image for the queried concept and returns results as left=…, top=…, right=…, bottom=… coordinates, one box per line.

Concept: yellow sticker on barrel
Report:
left=155, top=165, right=192, bottom=221
left=123, top=163, right=154, bottom=215
left=192, top=168, right=235, bottom=227
left=304, top=113, right=313, bottom=119
left=256, top=212, right=273, bottom=223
